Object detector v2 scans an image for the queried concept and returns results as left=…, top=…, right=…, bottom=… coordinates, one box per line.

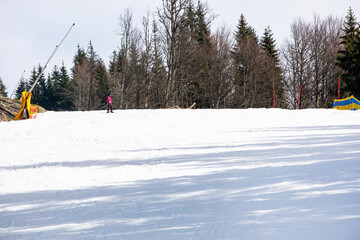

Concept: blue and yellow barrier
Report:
left=333, top=95, right=360, bottom=110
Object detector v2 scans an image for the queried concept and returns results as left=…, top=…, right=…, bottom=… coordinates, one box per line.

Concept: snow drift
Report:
left=1, top=109, right=360, bottom=239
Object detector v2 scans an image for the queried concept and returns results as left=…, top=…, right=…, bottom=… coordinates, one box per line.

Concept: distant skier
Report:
left=107, top=93, right=113, bottom=113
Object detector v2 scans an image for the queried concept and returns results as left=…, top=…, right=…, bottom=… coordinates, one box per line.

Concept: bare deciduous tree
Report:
left=311, top=15, right=342, bottom=107
left=232, top=37, right=275, bottom=108
left=158, top=0, right=190, bottom=107
left=282, top=18, right=312, bottom=109
left=116, top=8, right=140, bottom=109
left=212, top=25, right=234, bottom=108
left=72, top=60, right=91, bottom=111
left=281, top=16, right=342, bottom=109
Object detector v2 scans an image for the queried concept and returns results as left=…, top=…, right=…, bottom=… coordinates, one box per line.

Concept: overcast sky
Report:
left=1, top=0, right=359, bottom=95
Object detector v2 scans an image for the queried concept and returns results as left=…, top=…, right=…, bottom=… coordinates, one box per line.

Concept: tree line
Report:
left=1, top=1, right=359, bottom=110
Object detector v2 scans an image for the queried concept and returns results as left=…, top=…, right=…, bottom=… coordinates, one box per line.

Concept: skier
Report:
left=107, top=92, right=113, bottom=113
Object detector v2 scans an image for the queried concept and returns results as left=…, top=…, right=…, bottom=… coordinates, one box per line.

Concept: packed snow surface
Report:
left=1, top=109, right=360, bottom=240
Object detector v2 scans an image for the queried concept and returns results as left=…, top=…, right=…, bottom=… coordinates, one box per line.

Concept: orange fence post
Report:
left=273, top=89, right=276, bottom=108
left=338, top=76, right=340, bottom=109
left=297, top=85, right=302, bottom=110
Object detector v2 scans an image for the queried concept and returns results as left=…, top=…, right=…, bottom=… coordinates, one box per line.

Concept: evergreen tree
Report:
left=354, top=25, right=360, bottom=97
left=96, top=60, right=110, bottom=107
left=58, top=64, right=74, bottom=110
left=260, top=26, right=286, bottom=107
left=71, top=45, right=88, bottom=111
left=192, top=1, right=214, bottom=108
left=108, top=50, right=123, bottom=85
left=42, top=65, right=66, bottom=110
left=128, top=42, right=141, bottom=108
left=232, top=14, right=281, bottom=108
left=108, top=50, right=124, bottom=108
left=337, top=7, right=360, bottom=98
left=352, top=17, right=360, bottom=98
left=149, top=19, right=166, bottom=108
left=0, top=77, right=7, bottom=97
left=234, top=14, right=257, bottom=45
left=72, top=44, right=87, bottom=69
left=71, top=42, right=105, bottom=110
left=14, top=79, right=27, bottom=100
left=44, top=73, right=56, bottom=110
left=260, top=26, right=279, bottom=64
left=28, top=65, right=47, bottom=106
left=109, top=51, right=118, bottom=76
left=186, top=1, right=196, bottom=32
left=194, top=1, right=210, bottom=45
left=86, top=41, right=101, bottom=109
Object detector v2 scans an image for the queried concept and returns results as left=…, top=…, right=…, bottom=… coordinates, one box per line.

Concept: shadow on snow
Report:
left=1, top=125, right=360, bottom=240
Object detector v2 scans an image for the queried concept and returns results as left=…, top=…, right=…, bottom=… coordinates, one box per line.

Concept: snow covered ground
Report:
left=1, top=108, right=360, bottom=240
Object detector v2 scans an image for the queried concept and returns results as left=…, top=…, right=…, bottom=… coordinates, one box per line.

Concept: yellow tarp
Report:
left=14, top=91, right=38, bottom=120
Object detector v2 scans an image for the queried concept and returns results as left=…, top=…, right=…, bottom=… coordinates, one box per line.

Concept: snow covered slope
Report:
left=1, top=109, right=360, bottom=240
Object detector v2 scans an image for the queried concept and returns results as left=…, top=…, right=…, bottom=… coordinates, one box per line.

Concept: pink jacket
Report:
left=107, top=96, right=112, bottom=104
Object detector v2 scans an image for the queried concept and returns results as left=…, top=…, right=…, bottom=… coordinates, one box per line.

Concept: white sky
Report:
left=1, top=0, right=359, bottom=95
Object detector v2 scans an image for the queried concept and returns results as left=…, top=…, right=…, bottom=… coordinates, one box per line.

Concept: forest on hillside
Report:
left=1, top=0, right=360, bottom=111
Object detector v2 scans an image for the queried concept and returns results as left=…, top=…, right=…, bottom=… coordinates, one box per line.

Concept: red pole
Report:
left=338, top=76, right=340, bottom=109
left=297, top=85, right=302, bottom=110
left=273, top=89, right=276, bottom=108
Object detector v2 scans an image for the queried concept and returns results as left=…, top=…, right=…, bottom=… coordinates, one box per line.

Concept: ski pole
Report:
left=100, top=104, right=108, bottom=110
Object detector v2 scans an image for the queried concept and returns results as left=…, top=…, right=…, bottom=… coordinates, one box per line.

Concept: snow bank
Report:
left=1, top=109, right=360, bottom=239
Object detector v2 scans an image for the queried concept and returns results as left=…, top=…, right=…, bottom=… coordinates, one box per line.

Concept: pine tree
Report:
left=232, top=14, right=283, bottom=108
left=14, top=79, right=27, bottom=100
left=72, top=44, right=87, bottom=69
left=96, top=60, right=110, bottom=107
left=87, top=41, right=99, bottom=110
left=232, top=14, right=257, bottom=108
left=149, top=19, right=166, bottom=108
left=71, top=42, right=104, bottom=110
left=128, top=42, right=141, bottom=108
left=234, top=14, right=257, bottom=45
left=108, top=50, right=123, bottom=85
left=28, top=65, right=47, bottom=106
left=44, top=65, right=67, bottom=110
left=71, top=45, right=89, bottom=111
left=184, top=0, right=196, bottom=33
left=194, top=1, right=210, bottom=45
left=353, top=19, right=360, bottom=98
left=337, top=7, right=360, bottom=97
left=0, top=77, right=7, bottom=97
left=108, top=50, right=124, bottom=109
left=44, top=73, right=56, bottom=110
left=58, top=64, right=74, bottom=110
left=260, top=26, right=279, bottom=64
left=260, top=26, right=286, bottom=107
left=196, top=1, right=214, bottom=107
left=109, top=51, right=118, bottom=76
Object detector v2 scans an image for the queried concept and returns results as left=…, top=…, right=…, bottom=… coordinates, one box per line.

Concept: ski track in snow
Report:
left=0, top=109, right=360, bottom=239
